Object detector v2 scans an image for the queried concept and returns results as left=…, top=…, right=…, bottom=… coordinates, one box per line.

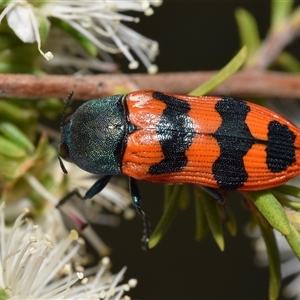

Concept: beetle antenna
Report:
left=60, top=91, right=74, bottom=130
left=58, top=155, right=68, bottom=174
left=58, top=92, right=74, bottom=174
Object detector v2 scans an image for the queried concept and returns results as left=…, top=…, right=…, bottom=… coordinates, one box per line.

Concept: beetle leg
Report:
left=129, top=177, right=151, bottom=250
left=199, top=186, right=228, bottom=222
left=56, top=189, right=82, bottom=208
left=56, top=175, right=112, bottom=208
left=199, top=186, right=224, bottom=204
left=82, top=175, right=112, bottom=200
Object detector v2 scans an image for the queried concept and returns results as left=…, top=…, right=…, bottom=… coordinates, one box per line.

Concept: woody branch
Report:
left=0, top=70, right=300, bottom=101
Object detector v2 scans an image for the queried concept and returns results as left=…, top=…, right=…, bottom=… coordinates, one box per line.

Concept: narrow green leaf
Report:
left=272, top=185, right=300, bottom=210
left=257, top=219, right=281, bottom=300
left=271, top=0, right=293, bottom=32
left=149, top=185, right=183, bottom=248
left=200, top=189, right=224, bottom=251
left=0, top=100, right=37, bottom=123
left=36, top=98, right=64, bottom=119
left=285, top=210, right=300, bottom=232
left=194, top=188, right=208, bottom=241
left=164, top=184, right=173, bottom=202
left=0, top=136, right=26, bottom=158
left=273, top=184, right=300, bottom=198
left=284, top=201, right=300, bottom=211
left=189, top=46, right=247, bottom=96
left=235, top=8, right=260, bottom=65
left=285, top=224, right=300, bottom=261
left=0, top=155, right=24, bottom=179
left=178, top=184, right=190, bottom=210
left=0, top=122, right=34, bottom=152
left=225, top=209, right=237, bottom=237
left=0, top=61, right=37, bottom=74
left=248, top=209, right=259, bottom=231
left=275, top=52, right=300, bottom=73
left=245, top=191, right=290, bottom=236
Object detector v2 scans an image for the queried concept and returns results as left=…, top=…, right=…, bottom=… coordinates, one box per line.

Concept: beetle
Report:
left=58, top=90, right=300, bottom=248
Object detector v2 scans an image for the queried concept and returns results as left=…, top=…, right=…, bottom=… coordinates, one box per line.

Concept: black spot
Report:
left=212, top=98, right=297, bottom=189
left=149, top=92, right=195, bottom=175
left=212, top=98, right=256, bottom=189
left=266, top=120, right=296, bottom=172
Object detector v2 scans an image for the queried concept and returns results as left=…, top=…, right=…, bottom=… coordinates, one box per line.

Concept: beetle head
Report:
left=59, top=94, right=125, bottom=175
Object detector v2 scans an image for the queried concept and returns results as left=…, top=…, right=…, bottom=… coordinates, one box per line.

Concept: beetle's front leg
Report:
left=82, top=175, right=112, bottom=200
left=129, top=177, right=151, bottom=250
left=56, top=175, right=112, bottom=207
left=199, top=185, right=228, bottom=222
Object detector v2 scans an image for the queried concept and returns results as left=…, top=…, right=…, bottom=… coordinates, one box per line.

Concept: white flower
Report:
left=54, top=161, right=135, bottom=255
left=16, top=157, right=134, bottom=256
left=0, top=0, right=162, bottom=73
left=0, top=203, right=137, bottom=299
left=0, top=0, right=53, bottom=60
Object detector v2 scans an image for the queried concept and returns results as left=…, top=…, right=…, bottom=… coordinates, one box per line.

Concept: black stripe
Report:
left=212, top=98, right=256, bottom=189
left=149, top=92, right=195, bottom=175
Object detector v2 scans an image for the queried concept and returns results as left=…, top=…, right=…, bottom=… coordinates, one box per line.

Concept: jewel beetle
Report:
left=58, top=90, right=300, bottom=248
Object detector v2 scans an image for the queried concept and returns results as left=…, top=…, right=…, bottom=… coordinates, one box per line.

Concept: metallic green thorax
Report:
left=61, top=94, right=125, bottom=175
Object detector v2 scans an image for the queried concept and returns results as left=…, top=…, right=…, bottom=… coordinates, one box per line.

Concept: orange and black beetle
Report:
left=59, top=90, right=300, bottom=247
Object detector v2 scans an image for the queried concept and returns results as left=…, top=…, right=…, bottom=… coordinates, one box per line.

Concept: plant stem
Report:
left=0, top=70, right=299, bottom=100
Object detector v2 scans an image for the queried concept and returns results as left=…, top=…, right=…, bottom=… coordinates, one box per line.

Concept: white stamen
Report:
left=25, top=174, right=57, bottom=205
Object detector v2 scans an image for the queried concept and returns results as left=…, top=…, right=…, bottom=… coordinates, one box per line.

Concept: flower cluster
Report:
left=0, top=203, right=137, bottom=299
left=0, top=0, right=162, bottom=73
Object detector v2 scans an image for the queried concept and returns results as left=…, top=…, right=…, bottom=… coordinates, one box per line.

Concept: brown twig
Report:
left=0, top=70, right=299, bottom=100
left=253, top=11, right=300, bottom=69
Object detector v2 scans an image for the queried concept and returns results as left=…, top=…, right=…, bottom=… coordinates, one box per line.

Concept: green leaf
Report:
left=194, top=188, right=209, bottom=241
left=0, top=122, right=34, bottom=152
left=199, top=188, right=224, bottom=251
left=235, top=8, right=260, bottom=66
left=189, top=46, right=247, bottom=96
left=285, top=210, right=300, bottom=232
left=178, top=184, right=190, bottom=210
left=149, top=185, right=184, bottom=248
left=257, top=219, right=281, bottom=300
left=275, top=52, right=300, bottom=73
left=0, top=155, right=25, bottom=180
left=0, top=100, right=37, bottom=123
left=271, top=0, right=293, bottom=32
left=271, top=185, right=300, bottom=210
left=0, top=136, right=26, bottom=158
left=36, top=98, right=64, bottom=119
left=245, top=191, right=290, bottom=236
left=225, top=209, right=237, bottom=237
left=272, top=184, right=300, bottom=198
left=285, top=224, right=300, bottom=261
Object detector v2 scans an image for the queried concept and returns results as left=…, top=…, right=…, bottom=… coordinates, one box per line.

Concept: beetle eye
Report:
left=60, top=142, right=72, bottom=162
